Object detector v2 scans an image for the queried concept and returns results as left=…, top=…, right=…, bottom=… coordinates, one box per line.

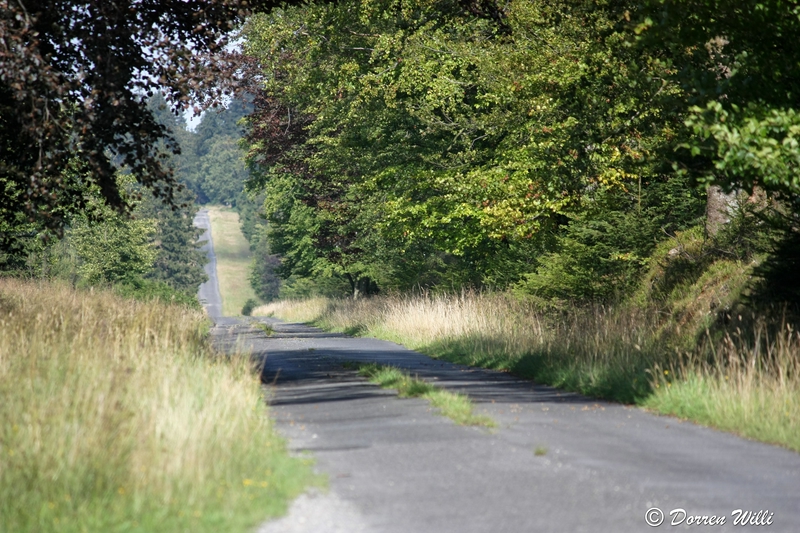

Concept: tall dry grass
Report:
left=646, top=325, right=800, bottom=450
left=257, top=294, right=666, bottom=401
left=256, top=293, right=800, bottom=451
left=0, top=278, right=312, bottom=533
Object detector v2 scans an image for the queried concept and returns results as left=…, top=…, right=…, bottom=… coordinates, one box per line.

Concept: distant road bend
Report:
left=195, top=215, right=800, bottom=533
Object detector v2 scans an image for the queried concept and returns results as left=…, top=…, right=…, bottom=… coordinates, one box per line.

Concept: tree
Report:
left=0, top=0, right=247, bottom=250
left=69, top=215, right=157, bottom=286
left=175, top=98, right=252, bottom=206
left=239, top=0, right=703, bottom=296
left=137, top=187, right=208, bottom=294
left=634, top=0, right=800, bottom=201
left=249, top=235, right=281, bottom=301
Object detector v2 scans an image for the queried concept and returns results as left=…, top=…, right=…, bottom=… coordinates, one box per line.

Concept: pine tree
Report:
left=137, top=188, right=208, bottom=294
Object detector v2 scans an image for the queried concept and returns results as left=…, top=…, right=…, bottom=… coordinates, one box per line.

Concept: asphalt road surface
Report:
left=196, top=219, right=800, bottom=533
left=194, top=209, right=222, bottom=320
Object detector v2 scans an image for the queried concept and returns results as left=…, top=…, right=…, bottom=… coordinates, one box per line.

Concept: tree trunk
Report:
left=705, top=185, right=737, bottom=238
left=345, top=273, right=358, bottom=299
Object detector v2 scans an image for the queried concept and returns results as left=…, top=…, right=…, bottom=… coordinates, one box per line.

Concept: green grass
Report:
left=207, top=206, right=261, bottom=316
left=642, top=344, right=800, bottom=451
left=259, top=288, right=800, bottom=453
left=0, top=278, right=317, bottom=532
left=354, top=363, right=495, bottom=428
left=251, top=321, right=276, bottom=336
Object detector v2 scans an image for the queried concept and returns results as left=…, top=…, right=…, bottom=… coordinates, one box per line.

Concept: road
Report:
left=196, top=219, right=800, bottom=533
left=194, top=209, right=222, bottom=320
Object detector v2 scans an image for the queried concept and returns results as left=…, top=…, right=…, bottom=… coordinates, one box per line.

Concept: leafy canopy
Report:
left=0, top=0, right=247, bottom=244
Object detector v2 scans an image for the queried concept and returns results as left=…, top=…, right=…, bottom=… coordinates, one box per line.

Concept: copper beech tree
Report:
left=0, top=0, right=264, bottom=250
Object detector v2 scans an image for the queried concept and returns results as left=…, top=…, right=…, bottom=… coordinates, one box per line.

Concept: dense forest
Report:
left=233, top=0, right=800, bottom=449
left=233, top=0, right=800, bottom=308
left=2, top=0, right=799, bottom=310
left=3, top=4, right=799, bottom=530
left=0, top=0, right=248, bottom=303
left=0, top=92, right=209, bottom=305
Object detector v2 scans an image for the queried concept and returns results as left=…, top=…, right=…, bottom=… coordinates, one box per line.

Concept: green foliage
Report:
left=241, top=298, right=258, bottom=316
left=148, top=93, right=252, bottom=209
left=136, top=187, right=208, bottom=294
left=0, top=1, right=246, bottom=239
left=685, top=103, right=800, bottom=196
left=178, top=101, right=252, bottom=207
left=634, top=0, right=800, bottom=199
left=240, top=0, right=694, bottom=297
left=519, top=175, right=705, bottom=301
left=238, top=0, right=798, bottom=301
left=57, top=175, right=207, bottom=306
left=278, top=274, right=353, bottom=301
left=5, top=167, right=208, bottom=306
left=69, top=215, right=157, bottom=285
left=113, top=277, right=202, bottom=309
left=249, top=240, right=282, bottom=302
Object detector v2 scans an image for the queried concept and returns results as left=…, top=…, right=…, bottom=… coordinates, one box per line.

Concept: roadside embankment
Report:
left=0, top=278, right=314, bottom=533
left=255, top=292, right=800, bottom=453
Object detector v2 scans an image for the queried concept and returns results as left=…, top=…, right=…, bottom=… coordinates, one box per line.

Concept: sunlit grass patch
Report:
left=644, top=327, right=800, bottom=452
left=207, top=205, right=261, bottom=316
left=355, top=363, right=495, bottom=428
left=0, top=278, right=315, bottom=533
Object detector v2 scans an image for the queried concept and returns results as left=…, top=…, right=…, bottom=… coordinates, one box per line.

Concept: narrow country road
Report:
left=194, top=209, right=222, bottom=320
left=196, top=218, right=800, bottom=533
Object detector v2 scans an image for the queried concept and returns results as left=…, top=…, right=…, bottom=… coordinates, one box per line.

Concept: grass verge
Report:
left=206, top=206, right=260, bottom=316
left=642, top=327, right=800, bottom=451
left=257, top=294, right=800, bottom=452
left=0, top=278, right=315, bottom=533
left=352, top=363, right=495, bottom=428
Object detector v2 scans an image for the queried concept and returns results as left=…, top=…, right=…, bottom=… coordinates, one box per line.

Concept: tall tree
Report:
left=137, top=187, right=208, bottom=294
left=177, top=99, right=252, bottom=206
left=0, top=0, right=247, bottom=249
left=240, top=0, right=702, bottom=296
left=635, top=0, right=800, bottom=201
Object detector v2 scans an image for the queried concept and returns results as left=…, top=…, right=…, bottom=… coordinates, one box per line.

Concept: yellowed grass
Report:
left=254, top=297, right=333, bottom=324
left=207, top=205, right=260, bottom=316
left=256, top=293, right=645, bottom=369
left=0, top=278, right=313, bottom=532
left=257, top=293, right=800, bottom=451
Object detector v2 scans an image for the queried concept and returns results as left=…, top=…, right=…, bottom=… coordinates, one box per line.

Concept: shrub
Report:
left=241, top=297, right=259, bottom=316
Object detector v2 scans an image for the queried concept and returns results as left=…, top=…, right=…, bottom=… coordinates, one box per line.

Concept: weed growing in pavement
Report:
left=252, top=321, right=276, bottom=336
left=353, top=363, right=495, bottom=428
